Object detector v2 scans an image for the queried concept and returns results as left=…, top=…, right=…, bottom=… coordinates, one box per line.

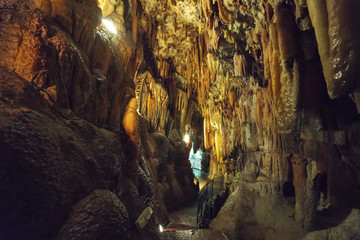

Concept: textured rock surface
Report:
left=130, top=0, right=360, bottom=239
left=0, top=0, right=135, bottom=130
left=1, top=0, right=360, bottom=239
left=303, top=209, right=360, bottom=240
left=210, top=185, right=303, bottom=240
left=0, top=0, right=192, bottom=238
left=0, top=68, right=164, bottom=239
left=56, top=190, right=130, bottom=240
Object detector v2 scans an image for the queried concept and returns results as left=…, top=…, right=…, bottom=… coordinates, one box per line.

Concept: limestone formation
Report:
left=1, top=0, right=360, bottom=239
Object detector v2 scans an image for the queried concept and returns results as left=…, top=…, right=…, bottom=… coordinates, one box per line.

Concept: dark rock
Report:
left=56, top=190, right=130, bottom=240
left=0, top=69, right=162, bottom=240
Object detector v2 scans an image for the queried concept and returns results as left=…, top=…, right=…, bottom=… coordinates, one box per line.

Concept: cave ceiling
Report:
left=93, top=0, right=360, bottom=163
left=2, top=0, right=360, bottom=164
left=99, top=0, right=272, bottom=154
left=101, top=0, right=266, bottom=104
left=2, top=0, right=360, bottom=239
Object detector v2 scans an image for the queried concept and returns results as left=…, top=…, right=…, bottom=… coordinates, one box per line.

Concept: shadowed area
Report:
left=1, top=0, right=360, bottom=239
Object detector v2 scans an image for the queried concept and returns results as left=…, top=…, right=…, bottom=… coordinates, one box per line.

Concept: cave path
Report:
left=159, top=169, right=228, bottom=239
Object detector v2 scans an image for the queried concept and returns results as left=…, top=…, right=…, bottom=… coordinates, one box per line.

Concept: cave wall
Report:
left=1, top=0, right=360, bottom=239
left=131, top=0, right=360, bottom=239
left=0, top=0, right=196, bottom=239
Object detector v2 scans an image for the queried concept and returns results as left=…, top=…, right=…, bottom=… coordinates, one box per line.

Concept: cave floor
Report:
left=159, top=228, right=228, bottom=239
left=159, top=169, right=228, bottom=239
left=160, top=200, right=228, bottom=240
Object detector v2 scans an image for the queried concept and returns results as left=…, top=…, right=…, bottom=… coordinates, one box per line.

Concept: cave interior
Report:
left=1, top=0, right=360, bottom=239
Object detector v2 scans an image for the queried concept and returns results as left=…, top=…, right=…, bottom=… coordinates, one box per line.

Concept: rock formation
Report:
left=1, top=0, right=360, bottom=239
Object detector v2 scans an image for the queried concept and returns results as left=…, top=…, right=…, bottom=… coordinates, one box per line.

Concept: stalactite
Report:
left=262, top=28, right=271, bottom=82
left=179, top=91, right=189, bottom=134
left=186, top=51, right=193, bottom=99
left=217, top=0, right=232, bottom=24
left=233, top=53, right=247, bottom=76
left=208, top=27, right=220, bottom=51
left=270, top=50, right=281, bottom=103
left=206, top=53, right=216, bottom=79
left=306, top=0, right=330, bottom=91
left=204, top=116, right=209, bottom=149
left=160, top=60, right=171, bottom=79
left=326, top=0, right=360, bottom=98
left=229, top=90, right=235, bottom=108
left=277, top=61, right=300, bottom=133
left=213, top=130, right=222, bottom=163
left=202, top=0, right=213, bottom=29
left=135, top=72, right=172, bottom=133
left=275, top=3, right=298, bottom=61
left=268, top=23, right=281, bottom=103
left=194, top=39, right=201, bottom=84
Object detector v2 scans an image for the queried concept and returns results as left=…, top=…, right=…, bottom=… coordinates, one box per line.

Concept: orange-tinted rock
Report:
left=123, top=97, right=138, bottom=139
left=2, top=0, right=360, bottom=238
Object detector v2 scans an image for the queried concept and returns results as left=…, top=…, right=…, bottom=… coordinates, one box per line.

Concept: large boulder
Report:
left=210, top=184, right=303, bottom=240
left=0, top=68, right=164, bottom=240
left=303, top=209, right=360, bottom=240
left=0, top=69, right=125, bottom=239
left=56, top=190, right=130, bottom=240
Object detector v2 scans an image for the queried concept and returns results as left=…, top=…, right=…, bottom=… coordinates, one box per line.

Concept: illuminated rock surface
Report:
left=1, top=0, right=360, bottom=239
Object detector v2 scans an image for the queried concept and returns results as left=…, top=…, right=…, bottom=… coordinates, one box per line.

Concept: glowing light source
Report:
left=189, top=143, right=203, bottom=170
left=159, top=225, right=164, bottom=233
left=183, top=134, right=190, bottom=144
left=102, top=18, right=117, bottom=34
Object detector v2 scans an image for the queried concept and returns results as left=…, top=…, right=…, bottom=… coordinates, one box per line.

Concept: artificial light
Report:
left=102, top=18, right=117, bottom=34
left=183, top=134, right=190, bottom=144
left=159, top=224, right=164, bottom=233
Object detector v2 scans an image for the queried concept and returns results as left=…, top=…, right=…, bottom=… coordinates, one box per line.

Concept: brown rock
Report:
left=56, top=190, right=130, bottom=240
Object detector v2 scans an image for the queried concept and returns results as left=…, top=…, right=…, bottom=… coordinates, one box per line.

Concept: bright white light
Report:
left=102, top=18, right=117, bottom=34
left=183, top=134, right=190, bottom=144
left=189, top=143, right=203, bottom=170
left=159, top=224, right=164, bottom=232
